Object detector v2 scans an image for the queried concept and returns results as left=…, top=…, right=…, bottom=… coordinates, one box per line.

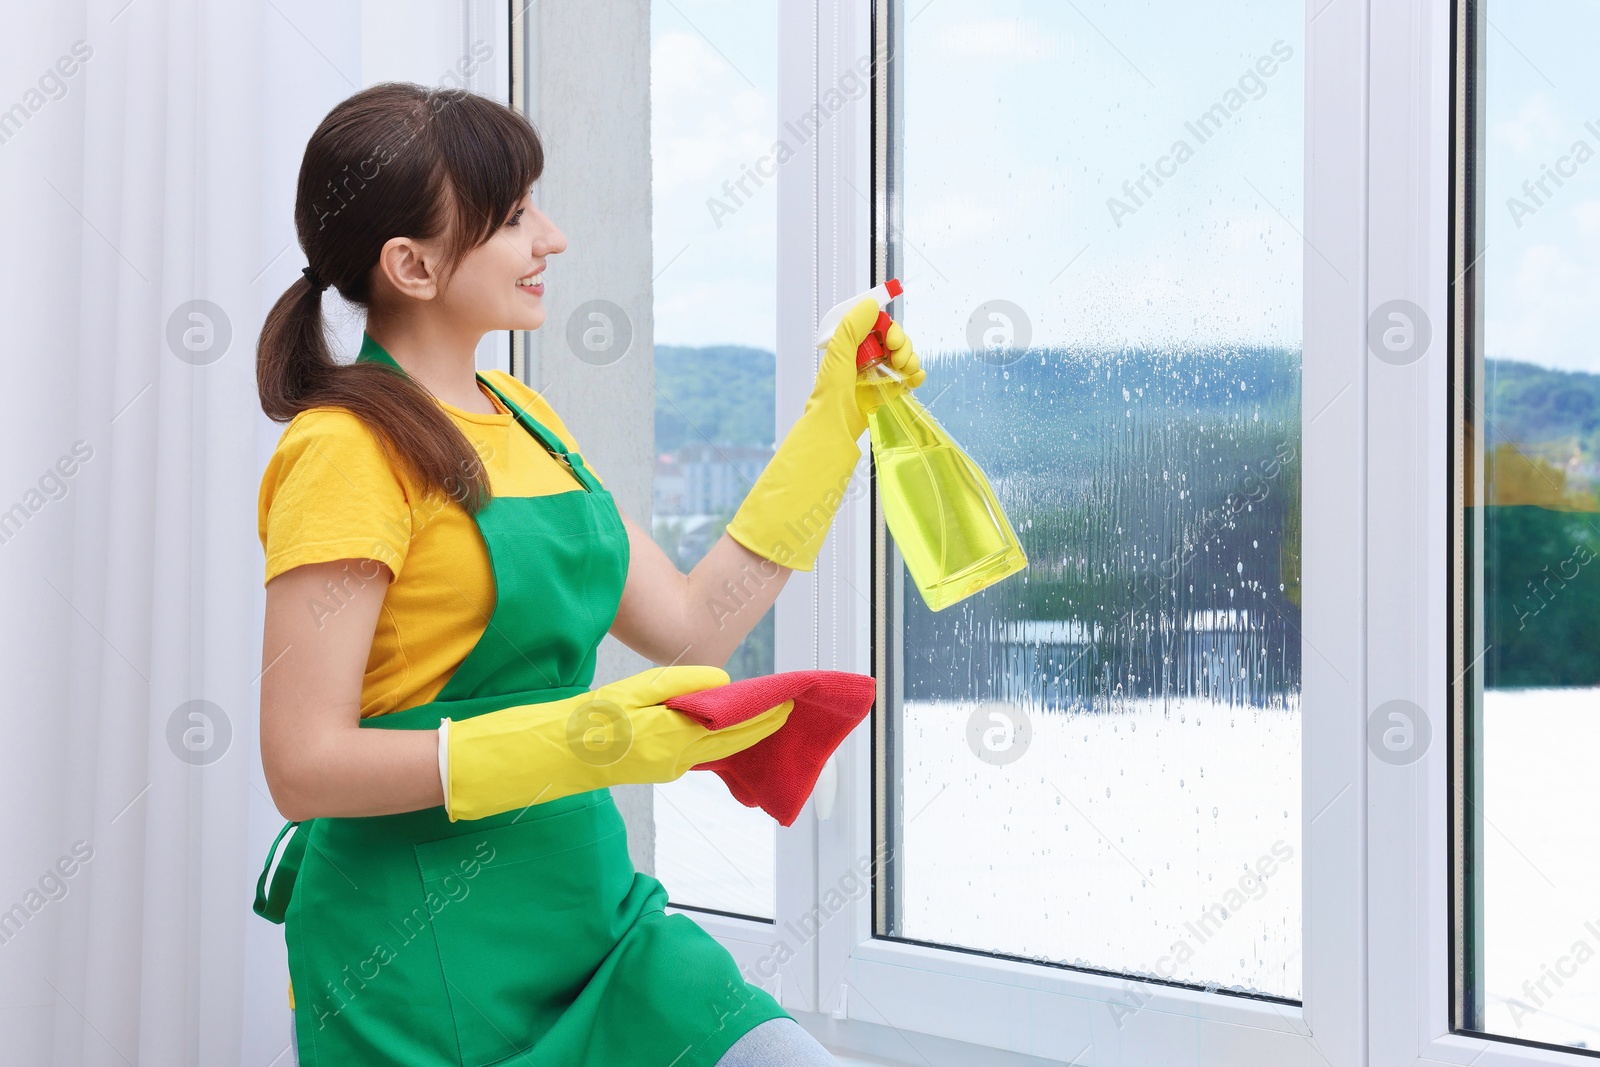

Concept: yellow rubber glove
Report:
left=725, top=297, right=927, bottom=571
left=441, top=665, right=794, bottom=822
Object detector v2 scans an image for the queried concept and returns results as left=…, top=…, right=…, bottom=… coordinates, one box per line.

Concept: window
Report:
left=497, top=0, right=1600, bottom=1061
left=648, top=0, right=781, bottom=920
left=1454, top=0, right=1600, bottom=1050
left=875, top=0, right=1304, bottom=999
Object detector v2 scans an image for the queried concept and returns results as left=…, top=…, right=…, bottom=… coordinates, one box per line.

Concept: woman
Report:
left=253, top=83, right=925, bottom=1066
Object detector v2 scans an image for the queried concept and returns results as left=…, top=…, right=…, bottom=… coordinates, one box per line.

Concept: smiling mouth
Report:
left=516, top=269, right=545, bottom=294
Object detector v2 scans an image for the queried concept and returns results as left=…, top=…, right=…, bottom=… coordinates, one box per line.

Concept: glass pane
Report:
left=882, top=0, right=1303, bottom=999
left=648, top=0, right=779, bottom=919
left=1466, top=0, right=1600, bottom=1047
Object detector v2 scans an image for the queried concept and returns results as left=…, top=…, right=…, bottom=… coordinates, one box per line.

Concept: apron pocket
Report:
left=413, top=793, right=636, bottom=1067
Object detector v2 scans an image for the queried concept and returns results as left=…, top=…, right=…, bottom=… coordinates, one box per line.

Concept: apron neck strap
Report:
left=355, top=330, right=405, bottom=372
left=355, top=331, right=603, bottom=494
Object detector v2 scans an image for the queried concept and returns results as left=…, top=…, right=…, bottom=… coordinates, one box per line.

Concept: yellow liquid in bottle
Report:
left=865, top=386, right=1028, bottom=611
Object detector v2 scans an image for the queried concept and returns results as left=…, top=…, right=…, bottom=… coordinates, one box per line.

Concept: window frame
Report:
left=1440, top=0, right=1600, bottom=1062
left=1448, top=0, right=1485, bottom=1043
left=1356, top=0, right=1600, bottom=1064
left=660, top=0, right=1600, bottom=1063
left=811, top=0, right=1361, bottom=1059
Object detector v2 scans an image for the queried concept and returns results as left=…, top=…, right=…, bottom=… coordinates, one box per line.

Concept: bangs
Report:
left=426, top=87, right=545, bottom=271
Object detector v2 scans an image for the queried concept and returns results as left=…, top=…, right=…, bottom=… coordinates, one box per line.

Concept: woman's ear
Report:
left=375, top=235, right=441, bottom=301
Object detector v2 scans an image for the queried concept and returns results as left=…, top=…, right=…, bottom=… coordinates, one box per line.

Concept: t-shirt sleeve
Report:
left=258, top=408, right=413, bottom=587
left=483, top=370, right=608, bottom=489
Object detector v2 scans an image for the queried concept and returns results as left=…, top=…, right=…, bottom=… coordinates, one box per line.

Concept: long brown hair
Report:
left=257, top=82, right=544, bottom=515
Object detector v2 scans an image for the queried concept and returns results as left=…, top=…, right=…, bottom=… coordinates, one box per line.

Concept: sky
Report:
left=652, top=1, right=1600, bottom=374
left=650, top=0, right=1303, bottom=356
left=650, top=0, right=779, bottom=351
left=897, top=0, right=1302, bottom=355
left=1482, top=1, right=1600, bottom=374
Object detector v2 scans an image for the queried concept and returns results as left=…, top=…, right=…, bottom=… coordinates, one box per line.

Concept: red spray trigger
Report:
left=855, top=309, right=895, bottom=370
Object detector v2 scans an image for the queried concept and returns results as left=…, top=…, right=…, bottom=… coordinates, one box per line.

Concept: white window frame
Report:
left=800, top=0, right=1367, bottom=1058
left=667, top=0, right=1596, bottom=1064
left=1371, top=1, right=1600, bottom=1065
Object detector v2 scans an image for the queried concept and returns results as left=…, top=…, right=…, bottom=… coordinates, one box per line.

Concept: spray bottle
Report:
left=816, top=279, right=1028, bottom=611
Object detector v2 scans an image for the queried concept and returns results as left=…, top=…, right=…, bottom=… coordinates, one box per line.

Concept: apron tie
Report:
left=253, top=819, right=306, bottom=925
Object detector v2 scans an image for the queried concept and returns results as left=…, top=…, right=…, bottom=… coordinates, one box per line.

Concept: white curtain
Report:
left=0, top=3, right=506, bottom=1063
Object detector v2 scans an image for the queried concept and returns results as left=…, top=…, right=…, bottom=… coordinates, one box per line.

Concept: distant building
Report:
left=905, top=609, right=1296, bottom=712
left=653, top=453, right=686, bottom=516
left=654, top=444, right=775, bottom=517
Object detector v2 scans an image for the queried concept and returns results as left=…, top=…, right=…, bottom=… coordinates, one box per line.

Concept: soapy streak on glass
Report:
left=890, top=346, right=1302, bottom=998
left=900, top=348, right=1300, bottom=713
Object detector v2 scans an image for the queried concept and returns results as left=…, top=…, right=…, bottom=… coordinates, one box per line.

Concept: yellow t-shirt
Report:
left=258, top=370, right=610, bottom=718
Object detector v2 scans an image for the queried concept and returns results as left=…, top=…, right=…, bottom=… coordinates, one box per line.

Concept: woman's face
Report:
left=374, top=188, right=566, bottom=334
left=449, top=190, right=565, bottom=332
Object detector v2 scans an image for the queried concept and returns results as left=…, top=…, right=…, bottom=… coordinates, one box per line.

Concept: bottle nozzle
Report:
left=817, top=278, right=906, bottom=352
left=855, top=309, right=895, bottom=370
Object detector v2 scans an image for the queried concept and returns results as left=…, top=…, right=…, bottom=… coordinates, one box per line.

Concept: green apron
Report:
left=254, top=336, right=788, bottom=1066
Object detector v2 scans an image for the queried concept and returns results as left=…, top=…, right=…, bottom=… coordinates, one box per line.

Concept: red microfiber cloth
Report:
left=664, top=670, right=876, bottom=827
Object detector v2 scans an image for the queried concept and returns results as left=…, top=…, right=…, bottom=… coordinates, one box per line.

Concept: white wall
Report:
left=514, top=0, right=661, bottom=874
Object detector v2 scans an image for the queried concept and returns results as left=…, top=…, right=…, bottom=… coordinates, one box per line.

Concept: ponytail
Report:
left=257, top=270, right=491, bottom=516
